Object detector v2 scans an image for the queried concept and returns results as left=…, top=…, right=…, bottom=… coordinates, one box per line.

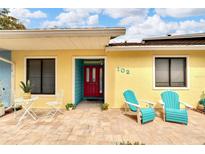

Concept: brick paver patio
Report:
left=0, top=101, right=205, bottom=145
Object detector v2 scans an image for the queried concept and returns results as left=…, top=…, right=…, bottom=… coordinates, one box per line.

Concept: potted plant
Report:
left=101, top=103, right=109, bottom=111
left=198, top=91, right=205, bottom=112
left=65, top=103, right=75, bottom=111
left=0, top=101, right=5, bottom=117
left=19, top=80, right=32, bottom=99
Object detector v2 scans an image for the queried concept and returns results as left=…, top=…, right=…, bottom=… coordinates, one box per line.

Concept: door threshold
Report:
left=83, top=97, right=104, bottom=101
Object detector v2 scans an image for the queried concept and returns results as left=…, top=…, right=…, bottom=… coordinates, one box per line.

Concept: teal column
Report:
left=75, top=59, right=84, bottom=105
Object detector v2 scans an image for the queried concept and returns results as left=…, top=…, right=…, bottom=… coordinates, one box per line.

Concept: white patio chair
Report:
left=15, top=96, right=39, bottom=126
left=46, top=90, right=64, bottom=118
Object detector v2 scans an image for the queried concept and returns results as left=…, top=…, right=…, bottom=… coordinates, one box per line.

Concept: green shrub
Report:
left=199, top=99, right=205, bottom=106
left=101, top=103, right=109, bottom=110
left=199, top=91, right=205, bottom=106
left=65, top=103, right=75, bottom=110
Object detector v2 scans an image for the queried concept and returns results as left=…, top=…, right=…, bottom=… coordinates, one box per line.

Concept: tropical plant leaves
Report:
left=19, top=80, right=32, bottom=93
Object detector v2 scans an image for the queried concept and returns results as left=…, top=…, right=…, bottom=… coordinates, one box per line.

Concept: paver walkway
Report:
left=0, top=101, right=205, bottom=144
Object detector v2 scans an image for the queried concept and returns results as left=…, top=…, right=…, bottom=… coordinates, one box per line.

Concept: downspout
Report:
left=0, top=56, right=15, bottom=110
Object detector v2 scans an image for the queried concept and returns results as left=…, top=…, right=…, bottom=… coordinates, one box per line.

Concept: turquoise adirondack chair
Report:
left=123, top=90, right=156, bottom=124
left=160, top=90, right=193, bottom=125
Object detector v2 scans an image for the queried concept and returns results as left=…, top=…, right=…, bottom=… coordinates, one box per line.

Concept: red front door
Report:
left=84, top=66, right=103, bottom=97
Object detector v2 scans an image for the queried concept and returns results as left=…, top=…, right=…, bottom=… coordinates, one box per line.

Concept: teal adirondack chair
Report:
left=160, top=90, right=193, bottom=125
left=123, top=90, right=156, bottom=124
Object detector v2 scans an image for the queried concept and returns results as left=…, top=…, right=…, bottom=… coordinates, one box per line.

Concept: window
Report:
left=86, top=68, right=90, bottom=82
left=155, top=57, right=187, bottom=87
left=99, top=68, right=103, bottom=94
left=26, top=58, right=55, bottom=94
left=92, top=68, right=96, bottom=82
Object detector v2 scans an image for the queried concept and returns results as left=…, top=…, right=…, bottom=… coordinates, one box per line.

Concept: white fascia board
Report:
left=105, top=45, right=205, bottom=51
left=0, top=28, right=126, bottom=39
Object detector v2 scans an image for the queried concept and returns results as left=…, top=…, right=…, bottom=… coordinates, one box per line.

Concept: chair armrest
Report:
left=180, top=101, right=193, bottom=109
left=139, top=100, right=155, bottom=106
left=125, top=101, right=140, bottom=108
left=158, top=100, right=165, bottom=106
left=158, top=100, right=165, bottom=109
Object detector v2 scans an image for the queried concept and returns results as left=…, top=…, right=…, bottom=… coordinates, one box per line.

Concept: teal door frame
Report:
left=72, top=56, right=107, bottom=105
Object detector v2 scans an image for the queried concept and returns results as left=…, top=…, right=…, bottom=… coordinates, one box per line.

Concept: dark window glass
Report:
left=27, top=59, right=55, bottom=94
left=155, top=58, right=169, bottom=87
left=155, top=58, right=186, bottom=87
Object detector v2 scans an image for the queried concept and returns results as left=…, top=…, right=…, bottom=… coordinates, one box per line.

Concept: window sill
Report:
left=153, top=87, right=189, bottom=90
left=31, top=94, right=56, bottom=97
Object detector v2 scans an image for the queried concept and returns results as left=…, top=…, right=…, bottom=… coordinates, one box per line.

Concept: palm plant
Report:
left=0, top=102, right=3, bottom=107
left=19, top=80, right=32, bottom=93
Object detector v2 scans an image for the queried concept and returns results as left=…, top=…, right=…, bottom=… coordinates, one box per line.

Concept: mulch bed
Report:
left=192, top=108, right=205, bottom=115
left=3, top=106, right=22, bottom=116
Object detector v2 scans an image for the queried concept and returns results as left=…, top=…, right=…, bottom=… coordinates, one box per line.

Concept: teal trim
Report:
left=0, top=50, right=11, bottom=107
left=75, top=59, right=84, bottom=105
left=83, top=59, right=104, bottom=65
left=161, top=91, right=188, bottom=125
left=123, top=90, right=156, bottom=124
left=83, top=63, right=103, bottom=66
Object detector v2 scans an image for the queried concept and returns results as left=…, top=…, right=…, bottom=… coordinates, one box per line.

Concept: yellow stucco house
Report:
left=0, top=27, right=205, bottom=109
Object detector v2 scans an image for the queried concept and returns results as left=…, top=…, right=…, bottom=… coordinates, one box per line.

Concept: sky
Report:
left=7, top=8, right=205, bottom=42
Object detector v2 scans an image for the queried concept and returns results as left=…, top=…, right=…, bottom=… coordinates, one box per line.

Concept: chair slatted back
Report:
left=123, top=90, right=139, bottom=112
left=161, top=91, right=180, bottom=109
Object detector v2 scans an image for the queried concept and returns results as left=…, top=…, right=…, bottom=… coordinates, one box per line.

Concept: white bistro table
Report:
left=14, top=96, right=39, bottom=126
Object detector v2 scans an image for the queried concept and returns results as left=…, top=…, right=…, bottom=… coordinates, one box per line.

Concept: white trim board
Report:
left=72, top=56, right=107, bottom=104
left=0, top=57, right=14, bottom=64
left=0, top=28, right=125, bottom=39
left=152, top=55, right=190, bottom=90
left=24, top=56, right=57, bottom=96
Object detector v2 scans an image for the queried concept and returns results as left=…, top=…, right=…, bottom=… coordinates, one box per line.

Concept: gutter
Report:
left=105, top=45, right=205, bottom=51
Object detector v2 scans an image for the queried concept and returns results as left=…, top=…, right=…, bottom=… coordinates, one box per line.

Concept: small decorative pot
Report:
left=23, top=92, right=31, bottom=99
left=69, top=107, right=73, bottom=111
left=0, top=107, right=5, bottom=117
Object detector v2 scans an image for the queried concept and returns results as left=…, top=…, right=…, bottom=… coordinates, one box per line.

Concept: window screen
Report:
left=27, top=59, right=55, bottom=94
left=155, top=57, right=186, bottom=87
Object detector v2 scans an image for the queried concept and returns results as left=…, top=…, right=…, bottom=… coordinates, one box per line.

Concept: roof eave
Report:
left=0, top=28, right=126, bottom=39
left=106, top=45, right=205, bottom=51
left=143, top=33, right=205, bottom=41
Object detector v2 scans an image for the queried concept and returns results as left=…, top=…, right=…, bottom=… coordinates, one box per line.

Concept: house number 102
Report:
left=117, top=66, right=130, bottom=74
